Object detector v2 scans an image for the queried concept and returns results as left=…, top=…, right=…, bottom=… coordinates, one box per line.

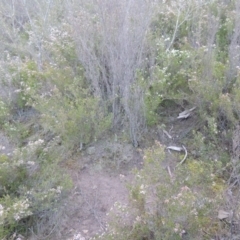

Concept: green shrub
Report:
left=95, top=143, right=225, bottom=240
left=144, top=46, right=194, bottom=126
left=0, top=138, right=72, bottom=239
left=10, top=61, right=43, bottom=109
left=0, top=154, right=27, bottom=197
left=32, top=74, right=112, bottom=152
left=9, top=50, right=111, bottom=152
left=0, top=101, right=9, bottom=127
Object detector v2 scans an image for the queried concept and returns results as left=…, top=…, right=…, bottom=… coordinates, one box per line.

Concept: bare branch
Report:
left=176, top=145, right=188, bottom=167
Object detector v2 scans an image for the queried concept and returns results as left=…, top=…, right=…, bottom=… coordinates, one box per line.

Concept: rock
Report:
left=86, top=146, right=95, bottom=155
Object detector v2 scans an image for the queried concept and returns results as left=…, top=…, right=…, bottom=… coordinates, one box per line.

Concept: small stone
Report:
left=86, top=146, right=95, bottom=155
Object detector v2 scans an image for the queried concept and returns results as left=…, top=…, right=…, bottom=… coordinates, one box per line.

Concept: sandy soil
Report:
left=59, top=140, right=143, bottom=240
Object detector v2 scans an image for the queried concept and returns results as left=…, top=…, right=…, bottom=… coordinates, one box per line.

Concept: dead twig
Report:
left=177, top=107, right=196, bottom=119
left=176, top=145, right=188, bottom=167
left=167, top=166, right=173, bottom=181
left=163, top=129, right=173, bottom=139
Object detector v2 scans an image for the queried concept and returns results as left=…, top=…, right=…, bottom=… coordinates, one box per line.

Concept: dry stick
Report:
left=167, top=166, right=173, bottom=181
left=176, top=145, right=188, bottom=167
left=163, top=129, right=172, bottom=139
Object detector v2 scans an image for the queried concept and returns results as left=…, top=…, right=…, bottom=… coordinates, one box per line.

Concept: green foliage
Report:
left=188, top=54, right=238, bottom=131
left=3, top=120, right=34, bottom=147
left=216, top=10, right=234, bottom=62
left=144, top=46, right=194, bottom=126
left=1, top=1, right=240, bottom=239
left=96, top=143, right=225, bottom=240
left=33, top=73, right=111, bottom=151
left=11, top=61, right=43, bottom=109
left=0, top=195, right=32, bottom=238
left=0, top=101, right=9, bottom=127
left=0, top=154, right=27, bottom=197
left=9, top=46, right=111, bottom=152
left=144, top=81, right=163, bottom=126
left=0, top=138, right=72, bottom=239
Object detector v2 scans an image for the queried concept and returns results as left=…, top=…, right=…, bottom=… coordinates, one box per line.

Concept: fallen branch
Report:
left=176, top=145, right=188, bottom=167
left=167, top=166, right=173, bottom=181
left=163, top=129, right=173, bottom=139
left=177, top=107, right=196, bottom=119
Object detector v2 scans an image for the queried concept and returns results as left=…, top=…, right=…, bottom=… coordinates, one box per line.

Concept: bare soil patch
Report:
left=58, top=139, right=142, bottom=240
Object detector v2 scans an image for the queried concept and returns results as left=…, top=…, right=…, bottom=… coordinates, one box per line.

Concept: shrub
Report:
left=32, top=72, right=111, bottom=152
left=144, top=45, right=194, bottom=126
left=0, top=138, right=72, bottom=239
left=0, top=101, right=9, bottom=127
left=95, top=143, right=225, bottom=240
left=8, top=42, right=111, bottom=152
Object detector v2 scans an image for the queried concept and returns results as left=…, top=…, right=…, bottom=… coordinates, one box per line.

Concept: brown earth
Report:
left=58, top=140, right=143, bottom=240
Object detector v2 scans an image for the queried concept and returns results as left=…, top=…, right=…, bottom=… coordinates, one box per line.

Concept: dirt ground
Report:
left=64, top=170, right=131, bottom=239
left=60, top=140, right=143, bottom=240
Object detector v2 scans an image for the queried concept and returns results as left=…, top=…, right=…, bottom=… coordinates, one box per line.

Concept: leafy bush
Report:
left=33, top=75, right=111, bottom=152
left=95, top=143, right=225, bottom=240
left=144, top=45, right=194, bottom=126
left=10, top=27, right=111, bottom=150
left=0, top=138, right=72, bottom=239
left=0, top=101, right=9, bottom=127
